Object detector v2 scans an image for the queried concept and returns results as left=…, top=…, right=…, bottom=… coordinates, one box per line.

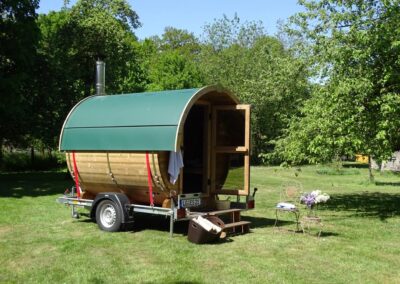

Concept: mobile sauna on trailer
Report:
left=57, top=64, right=255, bottom=236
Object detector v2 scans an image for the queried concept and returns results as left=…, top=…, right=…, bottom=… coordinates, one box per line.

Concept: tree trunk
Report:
left=368, top=155, right=374, bottom=183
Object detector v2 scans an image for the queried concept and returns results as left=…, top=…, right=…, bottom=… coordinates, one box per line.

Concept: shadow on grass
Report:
left=173, top=282, right=204, bottom=284
left=242, top=215, right=278, bottom=228
left=375, top=181, right=400, bottom=186
left=342, top=163, right=369, bottom=169
left=321, top=192, right=400, bottom=220
left=128, top=214, right=237, bottom=244
left=132, top=213, right=190, bottom=235
left=131, top=214, right=272, bottom=234
left=320, top=231, right=339, bottom=237
left=76, top=213, right=192, bottom=236
left=77, top=213, right=276, bottom=243
left=0, top=171, right=71, bottom=198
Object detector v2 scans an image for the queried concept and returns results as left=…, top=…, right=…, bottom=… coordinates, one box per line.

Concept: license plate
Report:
left=180, top=198, right=201, bottom=208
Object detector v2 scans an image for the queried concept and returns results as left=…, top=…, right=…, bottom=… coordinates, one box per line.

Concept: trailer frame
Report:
left=57, top=191, right=208, bottom=237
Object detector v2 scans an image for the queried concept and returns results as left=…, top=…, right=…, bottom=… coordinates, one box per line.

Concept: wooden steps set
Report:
left=203, top=208, right=251, bottom=235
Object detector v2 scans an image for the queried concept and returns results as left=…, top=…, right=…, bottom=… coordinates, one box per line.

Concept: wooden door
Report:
left=211, top=105, right=250, bottom=196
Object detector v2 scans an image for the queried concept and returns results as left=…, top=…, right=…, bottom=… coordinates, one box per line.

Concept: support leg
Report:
left=294, top=211, right=300, bottom=232
left=169, top=197, right=175, bottom=238
left=274, top=210, right=279, bottom=227
left=71, top=205, right=79, bottom=219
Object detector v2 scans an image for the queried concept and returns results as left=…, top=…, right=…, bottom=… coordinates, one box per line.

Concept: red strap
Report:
left=72, top=151, right=81, bottom=198
left=145, top=151, right=154, bottom=206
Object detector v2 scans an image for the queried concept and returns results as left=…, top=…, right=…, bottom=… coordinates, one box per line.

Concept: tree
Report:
left=241, top=37, right=310, bottom=163
left=200, top=15, right=310, bottom=163
left=32, top=0, right=144, bottom=149
left=0, top=0, right=39, bottom=162
left=200, top=14, right=266, bottom=89
left=202, top=13, right=265, bottom=50
left=146, top=50, right=204, bottom=91
left=66, top=0, right=143, bottom=95
left=278, top=0, right=400, bottom=180
left=141, top=27, right=204, bottom=91
left=153, top=26, right=201, bottom=54
left=66, top=0, right=141, bottom=30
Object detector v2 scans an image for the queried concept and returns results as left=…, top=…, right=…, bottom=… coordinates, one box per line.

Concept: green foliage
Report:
left=277, top=0, right=400, bottom=165
left=12, top=0, right=398, bottom=176
left=200, top=15, right=310, bottom=163
left=0, top=0, right=40, bottom=151
left=30, top=0, right=145, bottom=150
left=240, top=38, right=310, bottom=163
left=1, top=150, right=65, bottom=172
left=146, top=49, right=203, bottom=91
left=200, top=14, right=266, bottom=88
left=68, top=0, right=141, bottom=30
left=152, top=26, right=201, bottom=53
left=58, top=0, right=144, bottom=95
left=0, top=6, right=312, bottom=166
left=141, top=27, right=204, bottom=91
left=202, top=13, right=265, bottom=50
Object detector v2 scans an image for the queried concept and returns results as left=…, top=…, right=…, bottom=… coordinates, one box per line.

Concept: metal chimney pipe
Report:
left=95, top=60, right=106, bottom=96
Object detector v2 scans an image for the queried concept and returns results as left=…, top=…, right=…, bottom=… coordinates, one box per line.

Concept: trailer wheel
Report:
left=96, top=199, right=122, bottom=232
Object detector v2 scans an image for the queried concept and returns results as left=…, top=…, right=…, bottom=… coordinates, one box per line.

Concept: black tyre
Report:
left=96, top=199, right=122, bottom=232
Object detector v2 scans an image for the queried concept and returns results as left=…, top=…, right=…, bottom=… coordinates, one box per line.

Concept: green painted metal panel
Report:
left=66, top=88, right=199, bottom=128
left=60, top=88, right=200, bottom=151
left=61, top=126, right=177, bottom=151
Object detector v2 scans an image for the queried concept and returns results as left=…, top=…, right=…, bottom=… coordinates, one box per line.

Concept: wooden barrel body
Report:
left=66, top=151, right=178, bottom=206
left=66, top=151, right=230, bottom=206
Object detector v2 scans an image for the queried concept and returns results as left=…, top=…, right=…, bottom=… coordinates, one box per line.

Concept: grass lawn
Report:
left=1, top=166, right=400, bottom=283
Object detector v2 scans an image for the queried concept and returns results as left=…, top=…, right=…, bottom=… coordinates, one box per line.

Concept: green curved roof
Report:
left=59, top=86, right=237, bottom=151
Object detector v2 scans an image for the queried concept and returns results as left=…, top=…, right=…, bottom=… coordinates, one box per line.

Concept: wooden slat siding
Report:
left=158, top=152, right=171, bottom=190
left=150, top=152, right=169, bottom=194
left=65, top=151, right=171, bottom=205
left=66, top=152, right=89, bottom=190
left=122, top=186, right=169, bottom=205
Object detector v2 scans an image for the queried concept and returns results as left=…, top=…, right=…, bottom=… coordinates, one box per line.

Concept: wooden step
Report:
left=207, top=208, right=242, bottom=216
left=190, top=209, right=250, bottom=236
left=223, top=221, right=251, bottom=234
